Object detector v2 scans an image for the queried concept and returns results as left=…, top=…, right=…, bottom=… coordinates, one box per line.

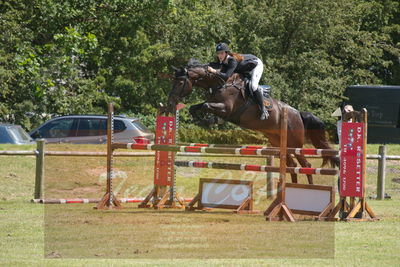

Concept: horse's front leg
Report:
left=202, top=102, right=229, bottom=119
left=197, top=102, right=228, bottom=126
left=189, top=103, right=205, bottom=121
left=189, top=102, right=224, bottom=128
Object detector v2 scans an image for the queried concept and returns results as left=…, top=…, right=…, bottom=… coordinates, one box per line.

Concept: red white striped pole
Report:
left=113, top=143, right=338, bottom=157
left=178, top=143, right=339, bottom=157
left=174, top=160, right=338, bottom=176
left=113, top=143, right=281, bottom=156
left=32, top=197, right=193, bottom=204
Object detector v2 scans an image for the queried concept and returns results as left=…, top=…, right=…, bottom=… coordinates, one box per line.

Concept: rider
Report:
left=207, top=43, right=268, bottom=120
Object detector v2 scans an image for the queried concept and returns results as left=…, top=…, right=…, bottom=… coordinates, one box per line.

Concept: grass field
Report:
left=0, top=143, right=399, bottom=266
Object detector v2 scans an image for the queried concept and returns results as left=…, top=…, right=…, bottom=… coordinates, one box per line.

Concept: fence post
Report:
left=266, top=156, right=275, bottom=199
left=377, top=145, right=386, bottom=200
left=34, top=139, right=45, bottom=199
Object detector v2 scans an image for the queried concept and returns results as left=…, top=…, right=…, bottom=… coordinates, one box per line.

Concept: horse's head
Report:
left=166, top=63, right=209, bottom=113
left=166, top=66, right=193, bottom=113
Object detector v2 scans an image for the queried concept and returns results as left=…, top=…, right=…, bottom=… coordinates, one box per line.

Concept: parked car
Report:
left=29, top=115, right=154, bottom=144
left=0, top=124, right=35, bottom=144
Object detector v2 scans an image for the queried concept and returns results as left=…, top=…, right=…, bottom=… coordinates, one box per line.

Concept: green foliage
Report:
left=0, top=0, right=399, bottom=136
left=233, top=0, right=399, bottom=126
left=178, top=124, right=266, bottom=145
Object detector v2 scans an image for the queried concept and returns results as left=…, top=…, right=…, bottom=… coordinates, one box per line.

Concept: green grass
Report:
left=0, top=143, right=400, bottom=266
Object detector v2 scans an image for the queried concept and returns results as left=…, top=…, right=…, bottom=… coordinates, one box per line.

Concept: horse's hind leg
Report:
left=294, top=154, right=313, bottom=184
left=268, top=134, right=299, bottom=183
left=267, top=134, right=298, bottom=183
left=286, top=154, right=298, bottom=183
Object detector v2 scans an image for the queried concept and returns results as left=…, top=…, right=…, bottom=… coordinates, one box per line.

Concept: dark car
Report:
left=0, top=124, right=35, bottom=144
left=29, top=115, right=154, bottom=144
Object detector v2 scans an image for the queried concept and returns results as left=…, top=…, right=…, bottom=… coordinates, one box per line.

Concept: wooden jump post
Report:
left=136, top=104, right=187, bottom=209
left=98, top=103, right=187, bottom=209
left=327, top=109, right=377, bottom=221
left=97, top=103, right=183, bottom=209
left=97, top=103, right=122, bottom=209
left=263, top=107, right=296, bottom=221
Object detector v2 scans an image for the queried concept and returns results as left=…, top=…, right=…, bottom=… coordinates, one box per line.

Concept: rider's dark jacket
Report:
left=216, top=54, right=259, bottom=81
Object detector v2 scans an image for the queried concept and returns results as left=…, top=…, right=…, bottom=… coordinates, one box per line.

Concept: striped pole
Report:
left=114, top=143, right=338, bottom=157
left=174, top=160, right=338, bottom=176
left=108, top=103, right=114, bottom=206
left=113, top=143, right=281, bottom=156
left=32, top=197, right=193, bottom=204
left=177, top=143, right=339, bottom=157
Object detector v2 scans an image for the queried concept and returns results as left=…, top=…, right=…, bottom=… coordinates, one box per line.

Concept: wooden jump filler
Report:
left=186, top=178, right=257, bottom=214
left=284, top=183, right=335, bottom=220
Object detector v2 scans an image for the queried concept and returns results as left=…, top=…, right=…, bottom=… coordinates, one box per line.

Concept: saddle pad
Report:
left=263, top=96, right=273, bottom=110
left=261, top=87, right=273, bottom=110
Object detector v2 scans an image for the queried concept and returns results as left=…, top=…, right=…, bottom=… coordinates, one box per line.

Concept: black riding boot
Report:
left=254, top=89, right=269, bottom=120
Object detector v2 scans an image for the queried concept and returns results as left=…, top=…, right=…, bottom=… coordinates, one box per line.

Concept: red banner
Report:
left=153, top=116, right=176, bottom=186
left=340, top=122, right=365, bottom=197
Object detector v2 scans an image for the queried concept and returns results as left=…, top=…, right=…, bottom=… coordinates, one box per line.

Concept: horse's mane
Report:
left=187, top=58, right=208, bottom=69
left=180, top=58, right=226, bottom=87
left=186, top=58, right=222, bottom=70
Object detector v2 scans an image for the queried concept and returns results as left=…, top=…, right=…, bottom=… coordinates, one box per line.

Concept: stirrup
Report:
left=260, top=110, right=269, bottom=120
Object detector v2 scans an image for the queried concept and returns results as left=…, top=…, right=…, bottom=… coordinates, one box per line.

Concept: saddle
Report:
left=245, top=82, right=273, bottom=110
left=227, top=82, right=273, bottom=124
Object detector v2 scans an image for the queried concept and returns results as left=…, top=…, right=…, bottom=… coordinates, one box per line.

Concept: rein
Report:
left=190, top=66, right=226, bottom=88
left=174, top=65, right=244, bottom=100
left=222, top=78, right=243, bottom=91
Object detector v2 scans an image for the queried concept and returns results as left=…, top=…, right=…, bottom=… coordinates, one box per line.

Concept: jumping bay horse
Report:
left=166, top=61, right=338, bottom=184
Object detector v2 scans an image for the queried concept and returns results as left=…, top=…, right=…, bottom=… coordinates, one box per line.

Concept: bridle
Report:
left=173, top=65, right=242, bottom=99
left=174, top=68, right=190, bottom=100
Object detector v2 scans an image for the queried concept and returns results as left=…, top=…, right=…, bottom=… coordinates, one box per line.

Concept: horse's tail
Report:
left=300, top=111, right=340, bottom=168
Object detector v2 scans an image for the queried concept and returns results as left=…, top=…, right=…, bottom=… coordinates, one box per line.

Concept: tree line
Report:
left=1, top=0, right=399, bottom=131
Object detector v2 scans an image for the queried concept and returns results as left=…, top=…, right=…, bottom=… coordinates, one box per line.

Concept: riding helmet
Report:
left=216, top=43, right=230, bottom=52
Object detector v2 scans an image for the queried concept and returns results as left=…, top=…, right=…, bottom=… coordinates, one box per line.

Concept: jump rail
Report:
left=31, top=197, right=193, bottom=204
left=176, top=143, right=339, bottom=157
left=174, top=160, right=338, bottom=175
left=112, top=143, right=338, bottom=157
left=112, top=143, right=281, bottom=156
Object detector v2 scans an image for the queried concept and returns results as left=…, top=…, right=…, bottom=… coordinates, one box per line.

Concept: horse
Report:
left=165, top=61, right=339, bottom=184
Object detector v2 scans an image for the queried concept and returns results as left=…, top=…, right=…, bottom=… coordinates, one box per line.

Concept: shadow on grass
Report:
left=44, top=204, right=335, bottom=259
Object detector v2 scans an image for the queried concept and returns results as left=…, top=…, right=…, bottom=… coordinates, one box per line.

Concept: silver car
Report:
left=0, top=124, right=35, bottom=144
left=29, top=115, right=154, bottom=144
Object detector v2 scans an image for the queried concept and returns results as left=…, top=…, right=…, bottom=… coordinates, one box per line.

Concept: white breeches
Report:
left=249, top=58, right=264, bottom=91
